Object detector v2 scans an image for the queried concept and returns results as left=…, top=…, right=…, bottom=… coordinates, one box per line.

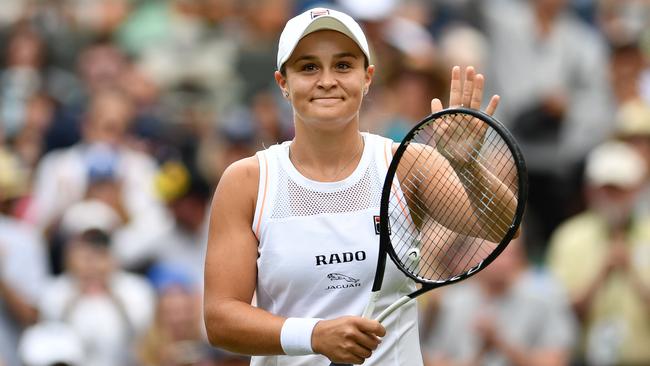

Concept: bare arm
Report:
left=203, top=156, right=286, bottom=355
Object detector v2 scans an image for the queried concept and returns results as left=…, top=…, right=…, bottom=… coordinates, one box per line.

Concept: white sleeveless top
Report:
left=251, top=132, right=422, bottom=366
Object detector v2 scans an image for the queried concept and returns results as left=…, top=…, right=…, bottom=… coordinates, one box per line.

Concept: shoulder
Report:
left=211, top=155, right=261, bottom=218
left=361, top=132, right=397, bottom=154
left=550, top=211, right=602, bottom=244
left=218, top=155, right=260, bottom=191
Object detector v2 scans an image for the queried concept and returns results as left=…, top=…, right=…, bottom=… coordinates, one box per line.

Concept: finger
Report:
left=338, top=342, right=372, bottom=364
left=355, top=330, right=382, bottom=351
left=449, top=66, right=462, bottom=107
left=485, top=95, right=500, bottom=116
left=462, top=66, right=475, bottom=107
left=431, top=98, right=443, bottom=114
left=349, top=343, right=373, bottom=359
left=357, top=319, right=386, bottom=337
left=470, top=73, right=485, bottom=110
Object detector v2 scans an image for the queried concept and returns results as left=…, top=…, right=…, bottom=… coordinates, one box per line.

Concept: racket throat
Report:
left=361, top=291, right=381, bottom=319
left=376, top=295, right=411, bottom=323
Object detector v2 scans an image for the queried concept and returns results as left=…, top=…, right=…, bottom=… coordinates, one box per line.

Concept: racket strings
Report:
left=410, top=124, right=516, bottom=231
left=388, top=112, right=519, bottom=282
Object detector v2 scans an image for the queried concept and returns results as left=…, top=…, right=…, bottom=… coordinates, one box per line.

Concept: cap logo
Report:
left=310, top=9, right=330, bottom=19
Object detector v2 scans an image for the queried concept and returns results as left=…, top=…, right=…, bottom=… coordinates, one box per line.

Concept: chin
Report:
left=305, top=113, right=356, bottom=130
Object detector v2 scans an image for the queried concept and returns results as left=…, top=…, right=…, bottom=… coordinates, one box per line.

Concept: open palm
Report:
left=431, top=66, right=499, bottom=167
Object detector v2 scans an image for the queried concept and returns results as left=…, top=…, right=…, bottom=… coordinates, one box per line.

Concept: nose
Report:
left=317, top=68, right=337, bottom=90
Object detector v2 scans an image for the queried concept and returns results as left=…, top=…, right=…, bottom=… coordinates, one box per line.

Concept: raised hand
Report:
left=431, top=66, right=500, bottom=167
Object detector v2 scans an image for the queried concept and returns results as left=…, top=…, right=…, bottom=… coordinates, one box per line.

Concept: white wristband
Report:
left=280, top=317, right=322, bottom=356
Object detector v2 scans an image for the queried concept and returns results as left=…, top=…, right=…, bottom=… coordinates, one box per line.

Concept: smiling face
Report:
left=275, top=30, right=373, bottom=130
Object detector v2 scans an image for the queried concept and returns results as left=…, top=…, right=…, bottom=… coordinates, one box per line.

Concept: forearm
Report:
left=456, top=162, right=517, bottom=241
left=204, top=298, right=286, bottom=355
left=0, top=280, right=38, bottom=325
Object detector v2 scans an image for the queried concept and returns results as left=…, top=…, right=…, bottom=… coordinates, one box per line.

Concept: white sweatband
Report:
left=280, top=317, right=322, bottom=355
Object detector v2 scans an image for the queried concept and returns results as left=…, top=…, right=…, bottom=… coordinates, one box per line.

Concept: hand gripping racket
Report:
left=331, top=107, right=527, bottom=365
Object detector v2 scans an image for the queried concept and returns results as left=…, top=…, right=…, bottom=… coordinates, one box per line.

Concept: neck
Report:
left=290, top=118, right=364, bottom=181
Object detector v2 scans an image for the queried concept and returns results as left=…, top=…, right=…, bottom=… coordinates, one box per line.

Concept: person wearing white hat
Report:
left=614, top=99, right=650, bottom=217
left=547, top=141, right=650, bottom=365
left=204, top=7, right=500, bottom=366
left=18, top=321, right=84, bottom=366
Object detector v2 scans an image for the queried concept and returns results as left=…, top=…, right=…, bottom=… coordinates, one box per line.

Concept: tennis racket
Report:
left=331, top=107, right=527, bottom=365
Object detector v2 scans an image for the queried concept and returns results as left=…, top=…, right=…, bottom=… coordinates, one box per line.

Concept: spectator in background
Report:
left=38, top=228, right=156, bottom=366
left=11, top=92, right=55, bottom=174
left=547, top=141, right=650, bottom=365
left=480, top=0, right=615, bottom=259
left=138, top=264, right=207, bottom=366
left=18, top=321, right=85, bottom=366
left=420, top=235, right=577, bottom=366
left=236, top=0, right=294, bottom=102
left=0, top=164, right=49, bottom=366
left=369, top=64, right=448, bottom=141
left=609, top=42, right=647, bottom=107
left=613, top=99, right=650, bottom=217
left=0, top=24, right=79, bottom=141
left=44, top=39, right=130, bottom=151
left=597, top=0, right=650, bottom=47
left=119, top=0, right=243, bottom=118
left=26, top=87, right=173, bottom=268
left=0, top=130, right=30, bottom=217
left=122, top=160, right=212, bottom=282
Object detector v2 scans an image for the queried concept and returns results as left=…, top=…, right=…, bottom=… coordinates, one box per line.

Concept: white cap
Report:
left=19, top=322, right=84, bottom=366
left=585, top=141, right=647, bottom=188
left=59, top=199, right=122, bottom=237
left=277, top=7, right=370, bottom=71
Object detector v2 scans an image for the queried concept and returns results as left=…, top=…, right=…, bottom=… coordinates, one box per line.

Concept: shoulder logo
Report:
left=373, top=215, right=390, bottom=235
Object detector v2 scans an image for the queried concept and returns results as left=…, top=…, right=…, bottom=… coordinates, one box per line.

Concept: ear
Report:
left=363, top=65, right=375, bottom=95
left=274, top=71, right=289, bottom=98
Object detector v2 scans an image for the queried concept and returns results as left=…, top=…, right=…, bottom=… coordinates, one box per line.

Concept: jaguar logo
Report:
left=327, top=273, right=360, bottom=283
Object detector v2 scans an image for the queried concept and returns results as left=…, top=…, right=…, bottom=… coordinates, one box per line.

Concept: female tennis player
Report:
left=204, top=7, right=505, bottom=366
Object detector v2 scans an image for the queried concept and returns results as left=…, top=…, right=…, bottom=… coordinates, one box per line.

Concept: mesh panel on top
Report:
left=270, top=156, right=383, bottom=219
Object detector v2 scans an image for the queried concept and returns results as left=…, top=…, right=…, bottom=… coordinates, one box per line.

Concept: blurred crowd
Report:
left=0, top=0, right=648, bottom=365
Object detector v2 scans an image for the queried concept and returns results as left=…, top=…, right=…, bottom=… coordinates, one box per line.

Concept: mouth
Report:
left=311, top=97, right=344, bottom=104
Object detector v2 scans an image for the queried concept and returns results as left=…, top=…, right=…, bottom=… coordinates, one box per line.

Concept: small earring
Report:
left=284, top=90, right=289, bottom=97
left=363, top=88, right=368, bottom=95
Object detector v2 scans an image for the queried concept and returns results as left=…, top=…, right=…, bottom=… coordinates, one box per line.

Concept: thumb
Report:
left=431, top=98, right=443, bottom=114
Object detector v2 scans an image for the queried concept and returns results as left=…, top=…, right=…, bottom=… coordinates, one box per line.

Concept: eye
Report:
left=301, top=63, right=318, bottom=72
left=336, top=62, right=352, bottom=71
